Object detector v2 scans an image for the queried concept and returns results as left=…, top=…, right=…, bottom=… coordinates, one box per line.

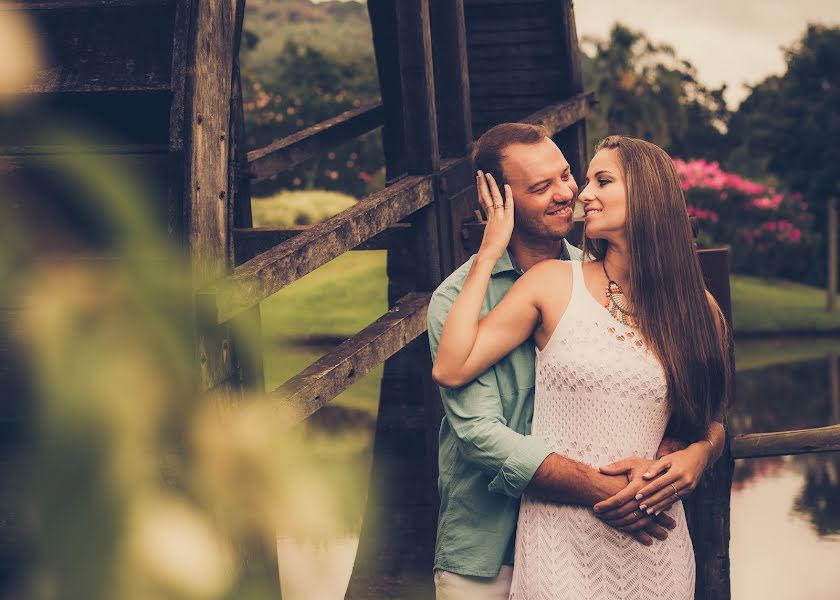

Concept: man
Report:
left=427, top=123, right=685, bottom=599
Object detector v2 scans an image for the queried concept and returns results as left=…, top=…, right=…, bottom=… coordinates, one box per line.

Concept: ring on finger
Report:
left=670, top=483, right=680, bottom=497
left=492, top=203, right=503, bottom=209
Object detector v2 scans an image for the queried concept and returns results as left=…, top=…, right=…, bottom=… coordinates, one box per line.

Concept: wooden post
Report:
left=430, top=0, right=476, bottom=276
left=182, top=0, right=277, bottom=590
left=828, top=196, right=837, bottom=312
left=551, top=0, right=588, bottom=184
left=691, top=247, right=734, bottom=600
left=348, top=1, right=443, bottom=597
left=229, top=55, right=265, bottom=393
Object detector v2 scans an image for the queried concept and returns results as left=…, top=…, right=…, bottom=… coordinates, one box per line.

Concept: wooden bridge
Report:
left=3, top=0, right=839, bottom=598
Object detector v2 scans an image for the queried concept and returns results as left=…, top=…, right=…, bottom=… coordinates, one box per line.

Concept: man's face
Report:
left=500, top=138, right=577, bottom=242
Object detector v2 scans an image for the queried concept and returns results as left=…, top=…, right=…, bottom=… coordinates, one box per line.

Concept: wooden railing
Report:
left=247, top=101, right=385, bottom=182
left=731, top=424, right=840, bottom=458
left=201, top=91, right=594, bottom=329
left=199, top=89, right=595, bottom=422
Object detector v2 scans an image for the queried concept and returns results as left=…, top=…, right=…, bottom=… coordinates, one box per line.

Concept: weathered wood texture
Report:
left=228, top=55, right=264, bottom=393
left=348, top=1, right=446, bottom=598
left=183, top=0, right=236, bottom=287
left=396, top=0, right=439, bottom=176
left=430, top=0, right=472, bottom=159
left=367, top=0, right=406, bottom=178
left=549, top=0, right=588, bottom=181
left=201, top=175, right=434, bottom=324
left=246, top=101, right=384, bottom=182
left=465, top=0, right=583, bottom=135
left=687, top=246, right=734, bottom=600
left=263, top=292, right=430, bottom=429
left=521, top=92, right=596, bottom=138
left=232, top=224, right=411, bottom=264
left=732, top=424, right=840, bottom=459
left=182, top=0, right=278, bottom=588
left=22, top=3, right=175, bottom=93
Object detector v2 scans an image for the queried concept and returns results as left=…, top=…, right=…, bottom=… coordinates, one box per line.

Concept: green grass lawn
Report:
left=734, top=337, right=840, bottom=371
left=251, top=190, right=357, bottom=228
left=260, top=250, right=387, bottom=417
left=730, top=274, right=840, bottom=335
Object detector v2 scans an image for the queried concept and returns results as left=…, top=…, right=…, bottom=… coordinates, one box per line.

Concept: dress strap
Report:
left=569, top=259, right=587, bottom=304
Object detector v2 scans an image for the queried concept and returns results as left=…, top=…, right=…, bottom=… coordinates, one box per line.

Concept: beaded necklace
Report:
left=602, top=261, right=636, bottom=327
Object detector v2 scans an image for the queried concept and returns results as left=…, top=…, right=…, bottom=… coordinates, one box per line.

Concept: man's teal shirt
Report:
left=427, top=241, right=583, bottom=578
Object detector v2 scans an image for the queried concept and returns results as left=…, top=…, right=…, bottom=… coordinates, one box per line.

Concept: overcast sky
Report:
left=572, top=0, right=840, bottom=107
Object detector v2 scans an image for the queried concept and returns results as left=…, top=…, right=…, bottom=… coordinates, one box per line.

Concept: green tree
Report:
left=240, top=37, right=383, bottom=198
left=729, top=25, right=840, bottom=308
left=581, top=24, right=728, bottom=159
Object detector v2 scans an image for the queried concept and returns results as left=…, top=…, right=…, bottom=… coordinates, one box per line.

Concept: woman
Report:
left=432, top=135, right=731, bottom=599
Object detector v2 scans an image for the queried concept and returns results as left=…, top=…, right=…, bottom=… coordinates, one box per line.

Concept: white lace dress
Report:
left=509, top=260, right=695, bottom=599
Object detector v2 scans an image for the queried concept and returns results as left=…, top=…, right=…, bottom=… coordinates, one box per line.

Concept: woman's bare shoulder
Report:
left=520, top=258, right=573, bottom=281
left=516, top=259, right=573, bottom=299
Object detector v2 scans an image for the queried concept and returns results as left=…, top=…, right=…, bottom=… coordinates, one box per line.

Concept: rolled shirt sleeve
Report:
left=428, top=289, right=551, bottom=499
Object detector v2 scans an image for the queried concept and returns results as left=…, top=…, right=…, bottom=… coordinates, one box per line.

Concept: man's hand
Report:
left=632, top=444, right=712, bottom=515
left=591, top=457, right=677, bottom=541
left=590, top=460, right=677, bottom=546
left=524, top=453, right=675, bottom=546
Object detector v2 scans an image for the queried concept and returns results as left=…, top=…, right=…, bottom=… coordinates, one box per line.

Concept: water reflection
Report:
left=732, top=353, right=840, bottom=534
left=731, top=345, right=840, bottom=599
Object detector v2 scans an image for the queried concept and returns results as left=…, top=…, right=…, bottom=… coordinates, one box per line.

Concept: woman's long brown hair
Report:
left=583, top=135, right=731, bottom=440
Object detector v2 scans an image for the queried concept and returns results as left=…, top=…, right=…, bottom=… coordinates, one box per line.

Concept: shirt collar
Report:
left=491, top=241, right=572, bottom=277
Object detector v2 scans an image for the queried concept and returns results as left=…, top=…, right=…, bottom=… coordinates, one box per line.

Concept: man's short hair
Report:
left=472, top=123, right=549, bottom=189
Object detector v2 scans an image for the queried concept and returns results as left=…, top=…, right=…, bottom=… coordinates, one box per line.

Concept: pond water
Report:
left=730, top=341, right=840, bottom=599
left=276, top=339, right=840, bottom=599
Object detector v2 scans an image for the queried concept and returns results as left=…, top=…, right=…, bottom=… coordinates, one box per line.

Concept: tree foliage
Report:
left=727, top=25, right=840, bottom=209
left=581, top=24, right=729, bottom=160
left=240, top=32, right=384, bottom=198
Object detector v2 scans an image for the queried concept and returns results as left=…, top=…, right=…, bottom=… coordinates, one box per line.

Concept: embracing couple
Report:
left=427, top=124, right=731, bottom=599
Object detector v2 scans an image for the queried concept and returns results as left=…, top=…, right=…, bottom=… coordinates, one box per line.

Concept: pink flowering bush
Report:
left=674, top=159, right=819, bottom=280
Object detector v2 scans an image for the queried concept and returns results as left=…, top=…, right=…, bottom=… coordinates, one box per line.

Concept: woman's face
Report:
left=579, top=148, right=627, bottom=241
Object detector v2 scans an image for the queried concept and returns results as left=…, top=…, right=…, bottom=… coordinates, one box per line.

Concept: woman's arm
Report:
left=432, top=172, right=544, bottom=388
left=594, top=291, right=732, bottom=517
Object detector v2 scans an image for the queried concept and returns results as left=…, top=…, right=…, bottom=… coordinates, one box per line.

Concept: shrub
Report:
left=674, top=159, right=822, bottom=284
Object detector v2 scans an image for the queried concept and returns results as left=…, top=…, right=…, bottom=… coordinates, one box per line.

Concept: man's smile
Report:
left=546, top=203, right=573, bottom=217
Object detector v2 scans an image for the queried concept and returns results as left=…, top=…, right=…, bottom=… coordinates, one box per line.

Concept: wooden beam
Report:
left=350, top=3, right=440, bottom=598
left=520, top=92, right=595, bottom=137
left=246, top=101, right=384, bottom=182
left=260, top=292, right=430, bottom=429
left=430, top=0, right=472, bottom=160
left=731, top=424, right=840, bottom=459
left=550, top=0, right=588, bottom=183
left=367, top=0, right=406, bottom=178
left=692, top=245, right=734, bottom=600
left=232, top=224, right=410, bottom=264
left=200, top=175, right=434, bottom=324
left=396, top=0, right=439, bottom=176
